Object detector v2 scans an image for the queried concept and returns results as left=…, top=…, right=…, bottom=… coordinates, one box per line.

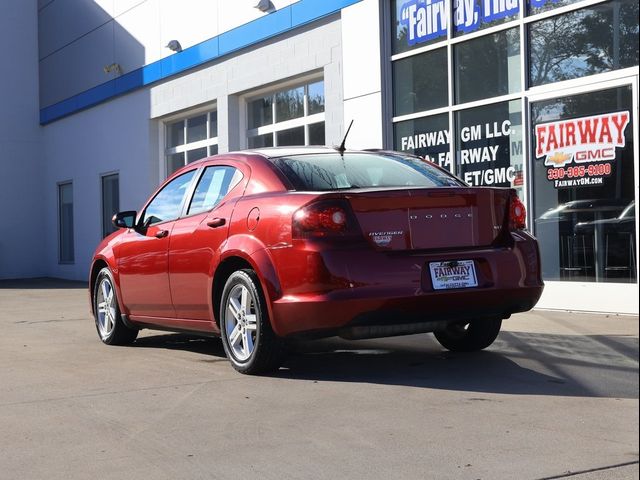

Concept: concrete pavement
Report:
left=0, top=278, right=638, bottom=479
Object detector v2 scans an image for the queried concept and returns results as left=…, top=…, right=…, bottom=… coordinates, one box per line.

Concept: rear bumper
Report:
left=269, top=232, right=543, bottom=338
left=272, top=285, right=542, bottom=338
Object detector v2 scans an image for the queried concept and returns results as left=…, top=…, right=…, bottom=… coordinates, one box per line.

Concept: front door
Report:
left=117, top=169, right=198, bottom=319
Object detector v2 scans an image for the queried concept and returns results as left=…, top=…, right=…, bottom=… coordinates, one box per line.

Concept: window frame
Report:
left=57, top=181, right=74, bottom=265
left=100, top=172, right=119, bottom=238
left=163, top=106, right=219, bottom=177
left=243, top=76, right=326, bottom=148
left=186, top=165, right=244, bottom=217
left=139, top=169, right=199, bottom=227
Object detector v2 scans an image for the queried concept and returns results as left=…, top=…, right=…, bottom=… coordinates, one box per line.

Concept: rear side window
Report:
left=187, top=166, right=243, bottom=215
left=271, top=153, right=462, bottom=191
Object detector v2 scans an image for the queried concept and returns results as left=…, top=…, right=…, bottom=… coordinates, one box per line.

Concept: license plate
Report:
left=429, top=260, right=478, bottom=290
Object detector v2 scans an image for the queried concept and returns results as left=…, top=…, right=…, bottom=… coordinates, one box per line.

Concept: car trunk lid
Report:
left=343, top=187, right=510, bottom=251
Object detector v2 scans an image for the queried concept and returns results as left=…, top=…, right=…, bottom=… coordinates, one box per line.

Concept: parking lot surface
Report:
left=0, top=279, right=638, bottom=480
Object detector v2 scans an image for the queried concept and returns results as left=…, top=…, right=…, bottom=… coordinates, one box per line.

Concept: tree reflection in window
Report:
left=272, top=153, right=462, bottom=191
left=529, top=0, right=639, bottom=86
left=276, top=86, right=305, bottom=123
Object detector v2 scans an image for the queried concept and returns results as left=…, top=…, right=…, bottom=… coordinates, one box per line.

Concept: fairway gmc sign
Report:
left=535, top=111, right=630, bottom=167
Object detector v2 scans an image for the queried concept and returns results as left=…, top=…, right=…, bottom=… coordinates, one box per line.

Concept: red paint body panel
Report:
left=90, top=149, right=544, bottom=341
left=168, top=210, right=222, bottom=320
left=116, top=223, right=176, bottom=318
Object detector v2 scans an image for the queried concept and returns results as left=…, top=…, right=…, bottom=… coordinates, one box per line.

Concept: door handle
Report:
left=155, top=230, right=169, bottom=238
left=207, top=218, right=226, bottom=228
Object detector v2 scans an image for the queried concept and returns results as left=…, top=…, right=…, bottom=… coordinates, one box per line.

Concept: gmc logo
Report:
left=575, top=148, right=615, bottom=162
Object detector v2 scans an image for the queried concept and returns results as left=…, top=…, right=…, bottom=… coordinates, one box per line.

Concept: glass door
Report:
left=528, top=78, right=639, bottom=313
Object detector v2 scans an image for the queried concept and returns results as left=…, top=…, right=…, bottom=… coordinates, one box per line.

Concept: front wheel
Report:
left=220, top=270, right=285, bottom=375
left=93, top=267, right=138, bottom=345
left=433, top=318, right=502, bottom=352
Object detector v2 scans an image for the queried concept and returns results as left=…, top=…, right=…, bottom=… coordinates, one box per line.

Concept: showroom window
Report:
left=165, top=109, right=218, bottom=176
left=528, top=0, right=639, bottom=87
left=393, top=48, right=448, bottom=116
left=455, top=100, right=523, bottom=192
left=531, top=86, right=636, bottom=283
left=101, top=173, right=119, bottom=238
left=394, top=113, right=451, bottom=169
left=246, top=80, right=325, bottom=148
left=58, top=182, right=74, bottom=264
left=454, top=28, right=521, bottom=104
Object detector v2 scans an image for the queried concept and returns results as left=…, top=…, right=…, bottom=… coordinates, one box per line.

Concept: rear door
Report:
left=168, top=163, right=247, bottom=322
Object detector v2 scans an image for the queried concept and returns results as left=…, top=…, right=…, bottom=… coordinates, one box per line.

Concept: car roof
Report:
left=188, top=147, right=423, bottom=166
left=240, top=146, right=341, bottom=158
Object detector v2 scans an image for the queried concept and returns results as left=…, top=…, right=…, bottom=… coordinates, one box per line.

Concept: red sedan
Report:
left=90, top=147, right=543, bottom=374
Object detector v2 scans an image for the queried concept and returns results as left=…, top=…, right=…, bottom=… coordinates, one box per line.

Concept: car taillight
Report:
left=509, top=192, right=527, bottom=230
left=292, top=200, right=360, bottom=239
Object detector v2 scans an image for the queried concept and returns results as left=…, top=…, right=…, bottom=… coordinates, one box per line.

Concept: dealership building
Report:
left=1, top=0, right=638, bottom=313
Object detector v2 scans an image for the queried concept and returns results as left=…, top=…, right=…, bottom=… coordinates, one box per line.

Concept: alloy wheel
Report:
left=224, top=284, right=258, bottom=361
left=96, top=277, right=117, bottom=339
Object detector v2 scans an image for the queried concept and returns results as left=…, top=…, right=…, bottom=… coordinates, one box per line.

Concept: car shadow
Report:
left=132, top=330, right=639, bottom=399
left=134, top=333, right=227, bottom=358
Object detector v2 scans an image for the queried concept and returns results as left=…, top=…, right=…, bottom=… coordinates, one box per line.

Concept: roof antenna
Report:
left=336, top=120, right=354, bottom=156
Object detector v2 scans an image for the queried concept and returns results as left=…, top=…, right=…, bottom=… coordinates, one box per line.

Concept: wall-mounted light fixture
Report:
left=254, top=0, right=275, bottom=13
left=165, top=40, right=182, bottom=53
left=103, top=63, right=122, bottom=75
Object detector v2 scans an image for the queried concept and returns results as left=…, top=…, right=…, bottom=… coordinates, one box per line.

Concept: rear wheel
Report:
left=93, top=267, right=138, bottom=345
left=220, top=270, right=285, bottom=375
left=434, top=318, right=502, bottom=352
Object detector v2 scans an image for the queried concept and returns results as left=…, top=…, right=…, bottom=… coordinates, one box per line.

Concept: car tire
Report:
left=433, top=318, right=502, bottom=352
left=93, top=267, right=138, bottom=345
left=220, top=269, right=285, bottom=375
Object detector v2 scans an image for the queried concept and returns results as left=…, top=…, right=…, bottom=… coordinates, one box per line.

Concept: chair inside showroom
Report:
left=604, top=232, right=637, bottom=282
left=560, top=234, right=594, bottom=280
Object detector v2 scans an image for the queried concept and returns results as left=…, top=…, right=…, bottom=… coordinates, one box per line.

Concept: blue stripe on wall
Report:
left=40, top=0, right=362, bottom=125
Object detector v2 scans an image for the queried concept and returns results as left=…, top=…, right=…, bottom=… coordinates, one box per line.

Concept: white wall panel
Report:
left=40, top=22, right=116, bottom=106
left=341, top=0, right=382, bottom=101
left=217, top=0, right=299, bottom=37
left=0, top=0, right=45, bottom=279
left=113, top=0, right=147, bottom=17
left=115, top=0, right=161, bottom=68
left=341, top=0, right=383, bottom=148
left=38, top=0, right=114, bottom=59
left=159, top=0, right=219, bottom=57
left=537, top=282, right=640, bottom=315
left=343, top=92, right=383, bottom=149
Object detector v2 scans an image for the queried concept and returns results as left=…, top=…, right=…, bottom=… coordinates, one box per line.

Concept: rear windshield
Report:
left=271, top=153, right=462, bottom=191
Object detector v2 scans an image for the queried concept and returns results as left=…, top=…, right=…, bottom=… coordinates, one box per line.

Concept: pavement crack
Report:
left=0, top=377, right=243, bottom=407
left=535, top=460, right=639, bottom=479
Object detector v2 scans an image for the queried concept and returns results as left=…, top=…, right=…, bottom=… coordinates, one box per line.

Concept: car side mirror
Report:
left=112, top=211, right=138, bottom=229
